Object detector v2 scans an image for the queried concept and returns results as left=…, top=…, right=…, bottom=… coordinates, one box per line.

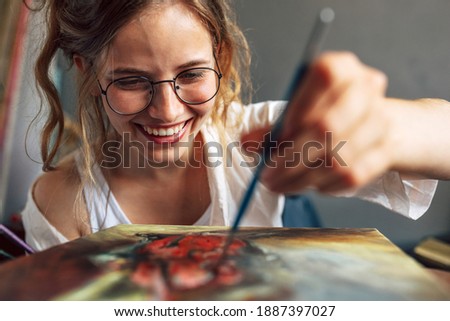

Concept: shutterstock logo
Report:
left=100, top=132, right=347, bottom=169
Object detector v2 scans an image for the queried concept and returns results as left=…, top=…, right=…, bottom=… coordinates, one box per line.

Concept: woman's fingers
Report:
left=253, top=51, right=392, bottom=194
left=282, top=52, right=386, bottom=138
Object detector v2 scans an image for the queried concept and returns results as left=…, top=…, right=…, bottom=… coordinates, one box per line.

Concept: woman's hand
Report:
left=242, top=51, right=398, bottom=194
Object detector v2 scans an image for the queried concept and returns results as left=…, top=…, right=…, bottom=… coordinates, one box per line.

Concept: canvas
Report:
left=0, top=225, right=448, bottom=300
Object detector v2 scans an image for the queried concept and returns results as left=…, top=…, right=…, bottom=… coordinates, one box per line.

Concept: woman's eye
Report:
left=114, top=78, right=150, bottom=90
left=178, top=71, right=205, bottom=83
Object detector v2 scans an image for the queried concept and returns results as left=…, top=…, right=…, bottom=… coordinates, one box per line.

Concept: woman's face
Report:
left=97, top=3, right=217, bottom=167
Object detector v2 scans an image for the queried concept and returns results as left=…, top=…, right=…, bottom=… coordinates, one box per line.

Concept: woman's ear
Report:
left=73, top=54, right=101, bottom=96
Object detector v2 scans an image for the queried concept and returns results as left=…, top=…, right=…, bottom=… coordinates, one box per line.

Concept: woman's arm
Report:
left=241, top=52, right=450, bottom=194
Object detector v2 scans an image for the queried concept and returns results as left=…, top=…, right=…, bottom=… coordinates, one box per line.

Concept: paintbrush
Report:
left=0, top=223, right=35, bottom=254
left=217, top=7, right=335, bottom=265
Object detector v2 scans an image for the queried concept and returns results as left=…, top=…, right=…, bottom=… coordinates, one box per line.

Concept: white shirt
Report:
left=21, top=101, right=438, bottom=251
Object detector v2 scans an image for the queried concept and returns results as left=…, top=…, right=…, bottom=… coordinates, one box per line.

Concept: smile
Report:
left=142, top=122, right=186, bottom=137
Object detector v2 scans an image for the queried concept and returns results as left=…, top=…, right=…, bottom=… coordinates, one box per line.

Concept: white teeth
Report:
left=143, top=123, right=184, bottom=137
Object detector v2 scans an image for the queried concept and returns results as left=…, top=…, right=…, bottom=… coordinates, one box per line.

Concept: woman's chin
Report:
left=143, top=151, right=192, bottom=169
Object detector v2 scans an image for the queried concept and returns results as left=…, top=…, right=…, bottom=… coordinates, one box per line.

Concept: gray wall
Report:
left=236, top=0, right=450, bottom=251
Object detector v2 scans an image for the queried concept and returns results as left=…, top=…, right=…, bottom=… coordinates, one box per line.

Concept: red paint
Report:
left=130, top=234, right=246, bottom=297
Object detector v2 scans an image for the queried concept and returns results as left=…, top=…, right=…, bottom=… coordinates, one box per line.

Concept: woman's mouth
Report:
left=138, top=120, right=191, bottom=144
left=142, top=122, right=185, bottom=137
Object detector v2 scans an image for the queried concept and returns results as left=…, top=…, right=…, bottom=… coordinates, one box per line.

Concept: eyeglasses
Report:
left=98, top=67, right=222, bottom=115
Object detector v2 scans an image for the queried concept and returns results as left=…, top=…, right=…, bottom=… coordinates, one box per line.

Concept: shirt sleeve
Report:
left=232, top=100, right=286, bottom=134
left=333, top=172, right=438, bottom=220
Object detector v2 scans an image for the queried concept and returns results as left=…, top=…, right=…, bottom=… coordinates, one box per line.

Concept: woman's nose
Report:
left=147, top=81, right=185, bottom=122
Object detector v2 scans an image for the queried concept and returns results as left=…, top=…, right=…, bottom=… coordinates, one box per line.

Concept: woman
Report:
left=22, top=0, right=444, bottom=251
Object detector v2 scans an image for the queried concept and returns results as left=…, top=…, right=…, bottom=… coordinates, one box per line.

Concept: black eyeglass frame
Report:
left=97, top=64, right=223, bottom=116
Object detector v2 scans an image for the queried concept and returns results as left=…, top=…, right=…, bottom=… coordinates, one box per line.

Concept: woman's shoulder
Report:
left=32, top=154, right=87, bottom=239
left=34, top=153, right=79, bottom=187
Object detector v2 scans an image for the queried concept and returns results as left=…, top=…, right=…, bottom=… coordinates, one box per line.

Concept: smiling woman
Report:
left=20, top=0, right=446, bottom=252
left=24, top=0, right=256, bottom=249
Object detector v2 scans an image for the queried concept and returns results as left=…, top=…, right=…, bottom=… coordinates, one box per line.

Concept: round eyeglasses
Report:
left=98, top=67, right=222, bottom=115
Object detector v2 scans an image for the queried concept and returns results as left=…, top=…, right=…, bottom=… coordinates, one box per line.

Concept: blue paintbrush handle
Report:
left=230, top=8, right=335, bottom=231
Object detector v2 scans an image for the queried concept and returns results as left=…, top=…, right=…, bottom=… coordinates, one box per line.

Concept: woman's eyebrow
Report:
left=106, top=68, right=149, bottom=78
left=177, top=58, right=211, bottom=70
left=105, top=59, right=212, bottom=78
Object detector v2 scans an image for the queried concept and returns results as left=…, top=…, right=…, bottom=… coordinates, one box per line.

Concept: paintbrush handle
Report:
left=230, top=8, right=335, bottom=231
left=0, top=224, right=35, bottom=254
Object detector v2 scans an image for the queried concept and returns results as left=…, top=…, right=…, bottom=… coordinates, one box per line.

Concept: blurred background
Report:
left=1, top=0, right=450, bottom=254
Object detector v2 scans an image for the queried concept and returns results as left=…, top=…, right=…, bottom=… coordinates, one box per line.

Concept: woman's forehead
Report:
left=94, top=2, right=215, bottom=76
